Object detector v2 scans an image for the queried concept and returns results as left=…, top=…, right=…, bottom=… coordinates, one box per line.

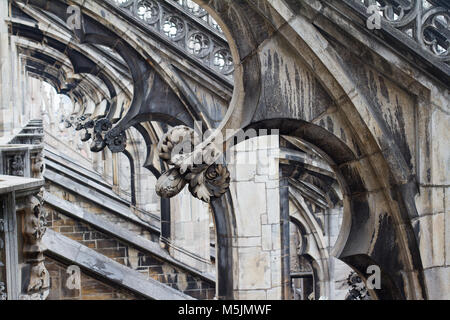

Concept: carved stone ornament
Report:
left=0, top=282, right=6, bottom=300
left=74, top=118, right=95, bottom=143
left=64, top=117, right=73, bottom=128
left=90, top=118, right=112, bottom=152
left=32, top=153, right=45, bottom=178
left=104, top=127, right=127, bottom=153
left=74, top=116, right=87, bottom=131
left=9, top=154, right=24, bottom=176
left=81, top=129, right=92, bottom=142
left=345, top=271, right=371, bottom=300
left=21, top=192, right=49, bottom=300
left=155, top=126, right=230, bottom=203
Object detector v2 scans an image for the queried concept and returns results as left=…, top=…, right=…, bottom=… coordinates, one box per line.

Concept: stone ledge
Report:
left=44, top=192, right=216, bottom=284
left=44, top=169, right=160, bottom=231
left=44, top=147, right=110, bottom=187
left=0, top=175, right=44, bottom=195
left=43, top=229, right=195, bottom=300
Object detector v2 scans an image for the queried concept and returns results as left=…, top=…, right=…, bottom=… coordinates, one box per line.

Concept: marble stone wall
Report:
left=228, top=135, right=282, bottom=299
left=170, top=188, right=213, bottom=274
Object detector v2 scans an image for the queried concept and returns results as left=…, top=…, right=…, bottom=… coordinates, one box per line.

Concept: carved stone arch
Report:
left=268, top=2, right=426, bottom=299
left=301, top=253, right=323, bottom=300
left=74, top=23, right=202, bottom=150
left=289, top=198, right=330, bottom=299
left=122, top=149, right=137, bottom=206
left=185, top=0, right=427, bottom=299
left=138, top=0, right=428, bottom=300
left=132, top=123, right=161, bottom=177
left=64, top=0, right=220, bottom=129
left=11, top=4, right=133, bottom=103
left=65, top=49, right=115, bottom=101
left=67, top=2, right=212, bottom=127
left=10, top=22, right=127, bottom=147
left=289, top=216, right=309, bottom=255
left=21, top=54, right=67, bottom=93
left=20, top=0, right=205, bottom=153
left=55, top=2, right=240, bottom=298
left=26, top=70, right=63, bottom=94
left=15, top=41, right=111, bottom=122
left=240, top=118, right=420, bottom=300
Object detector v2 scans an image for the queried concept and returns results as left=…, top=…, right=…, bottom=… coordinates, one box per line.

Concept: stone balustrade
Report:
left=347, top=0, right=450, bottom=72
left=0, top=120, right=48, bottom=300
left=110, top=0, right=234, bottom=79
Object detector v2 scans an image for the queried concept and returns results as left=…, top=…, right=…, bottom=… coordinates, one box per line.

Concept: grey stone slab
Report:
left=0, top=175, right=44, bottom=195
left=45, top=157, right=128, bottom=205
left=44, top=192, right=215, bottom=283
left=43, top=229, right=195, bottom=300
left=44, top=147, right=110, bottom=188
left=45, top=148, right=160, bottom=224
left=44, top=169, right=160, bottom=231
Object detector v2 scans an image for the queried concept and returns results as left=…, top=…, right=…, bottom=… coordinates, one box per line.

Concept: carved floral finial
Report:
left=155, top=126, right=230, bottom=203
left=345, top=271, right=370, bottom=300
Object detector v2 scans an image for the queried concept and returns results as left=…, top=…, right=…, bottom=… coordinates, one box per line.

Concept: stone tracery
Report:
left=355, top=0, right=450, bottom=63
left=111, top=0, right=233, bottom=77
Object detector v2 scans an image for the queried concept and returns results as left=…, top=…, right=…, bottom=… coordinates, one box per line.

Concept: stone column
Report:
left=169, top=187, right=212, bottom=273
left=0, top=1, right=13, bottom=136
left=152, top=126, right=284, bottom=298
left=228, top=135, right=283, bottom=299
left=10, top=35, right=20, bottom=128
left=279, top=174, right=290, bottom=299
left=415, top=95, right=450, bottom=300
left=1, top=191, right=19, bottom=300
left=112, top=152, right=119, bottom=193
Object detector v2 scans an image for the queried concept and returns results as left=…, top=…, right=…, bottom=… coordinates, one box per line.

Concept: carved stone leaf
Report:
left=156, top=126, right=230, bottom=203
left=155, top=167, right=187, bottom=198
left=157, top=126, right=197, bottom=165
left=206, top=164, right=230, bottom=197
left=189, top=182, right=211, bottom=203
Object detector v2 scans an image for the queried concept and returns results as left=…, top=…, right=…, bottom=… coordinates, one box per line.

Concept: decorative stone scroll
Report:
left=84, top=118, right=126, bottom=153
left=155, top=126, right=229, bottom=203
left=20, top=192, right=49, bottom=300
